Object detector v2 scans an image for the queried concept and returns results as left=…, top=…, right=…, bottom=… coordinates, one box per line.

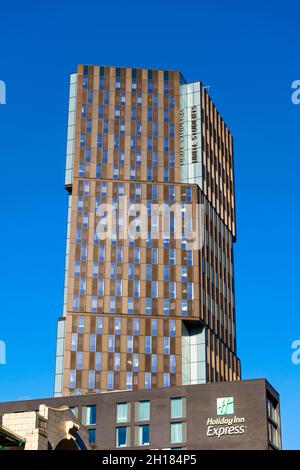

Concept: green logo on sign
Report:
left=217, top=397, right=234, bottom=415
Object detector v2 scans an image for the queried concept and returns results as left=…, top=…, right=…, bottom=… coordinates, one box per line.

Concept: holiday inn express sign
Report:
left=206, top=397, right=247, bottom=438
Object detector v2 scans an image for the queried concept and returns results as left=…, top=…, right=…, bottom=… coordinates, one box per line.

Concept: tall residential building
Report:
left=54, top=65, right=241, bottom=397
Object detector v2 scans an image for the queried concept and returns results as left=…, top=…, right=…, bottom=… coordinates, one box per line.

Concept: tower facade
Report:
left=54, top=65, right=240, bottom=397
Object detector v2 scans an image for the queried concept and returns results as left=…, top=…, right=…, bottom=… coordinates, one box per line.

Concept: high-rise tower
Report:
left=54, top=65, right=240, bottom=397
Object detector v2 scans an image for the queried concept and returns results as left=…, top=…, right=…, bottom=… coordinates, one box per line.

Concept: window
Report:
left=117, top=403, right=130, bottom=423
left=107, top=371, right=114, bottom=390
left=88, top=429, right=96, bottom=444
left=126, top=371, right=133, bottom=390
left=163, top=299, right=169, bottom=316
left=151, top=354, right=157, bottom=372
left=146, top=264, right=152, bottom=281
left=127, top=335, right=133, bottom=353
left=170, top=355, right=176, bottom=373
left=114, top=353, right=120, bottom=371
left=128, top=297, right=134, bottom=315
left=145, top=336, right=152, bottom=354
left=163, top=337, right=170, bottom=354
left=133, top=318, right=140, bottom=335
left=145, top=298, right=152, bottom=315
left=95, top=352, right=102, bottom=371
left=88, top=370, right=95, bottom=389
left=170, top=319, right=176, bottom=337
left=136, top=401, right=150, bottom=421
left=82, top=405, right=96, bottom=425
left=170, top=281, right=176, bottom=299
left=134, top=280, right=140, bottom=297
left=163, top=373, right=170, bottom=387
left=76, top=352, right=83, bottom=369
left=108, top=335, right=115, bottom=352
left=69, top=407, right=78, bottom=418
left=71, top=333, right=78, bottom=352
left=116, top=427, right=130, bottom=447
left=171, top=423, right=185, bottom=444
left=171, top=398, right=185, bottom=419
left=69, top=370, right=76, bottom=388
left=136, top=424, right=150, bottom=446
left=109, top=296, right=116, bottom=313
left=133, top=354, right=139, bottom=372
left=97, top=278, right=104, bottom=296
left=96, top=316, right=103, bottom=334
left=152, top=248, right=158, bottom=264
left=89, top=334, right=96, bottom=352
left=145, top=372, right=151, bottom=389
left=128, top=263, right=134, bottom=280
left=115, top=317, right=121, bottom=335
left=152, top=281, right=158, bottom=298
left=151, top=319, right=157, bottom=336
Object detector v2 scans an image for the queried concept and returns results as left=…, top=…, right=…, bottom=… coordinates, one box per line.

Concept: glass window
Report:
left=126, top=371, right=133, bottom=390
left=136, top=401, right=150, bottom=421
left=69, top=406, right=78, bottom=418
left=152, top=281, right=158, bottom=298
left=128, top=297, right=134, bottom=315
left=163, top=299, right=169, bottom=316
left=152, top=248, right=158, bottom=264
left=116, top=427, right=129, bottom=447
left=171, top=423, right=185, bottom=444
left=146, top=264, right=152, bottom=281
left=69, top=370, right=76, bottom=388
left=145, top=336, right=152, bottom=354
left=88, top=370, right=95, bottom=389
left=170, top=355, right=176, bottom=373
left=163, top=373, right=170, bottom=387
left=134, top=280, right=140, bottom=297
left=145, top=372, right=151, bottom=389
left=114, top=352, right=120, bottom=371
left=117, top=403, right=129, bottom=423
left=108, top=335, right=115, bottom=352
left=115, top=317, right=121, bottom=335
left=145, top=298, right=152, bottom=315
left=97, top=278, right=104, bottom=296
left=82, top=405, right=96, bottom=425
left=151, top=354, right=157, bottom=372
left=107, top=371, right=114, bottom=390
left=151, top=319, right=157, bottom=336
left=96, top=316, right=103, bottom=334
left=170, top=319, right=176, bottom=337
left=128, top=263, right=134, bottom=280
left=95, top=352, right=102, bottom=370
left=181, top=299, right=188, bottom=316
left=170, top=281, right=176, bottom=299
left=89, top=334, right=96, bottom=352
left=133, top=318, right=140, bottom=335
left=134, top=247, right=140, bottom=264
left=133, top=354, right=139, bottom=372
left=163, top=337, right=170, bottom=354
left=76, top=352, right=83, bottom=370
left=171, top=398, right=185, bottom=419
left=88, top=429, right=96, bottom=444
left=127, top=335, right=133, bottom=353
left=136, top=424, right=150, bottom=446
left=109, top=296, right=116, bottom=313
left=71, top=333, right=78, bottom=352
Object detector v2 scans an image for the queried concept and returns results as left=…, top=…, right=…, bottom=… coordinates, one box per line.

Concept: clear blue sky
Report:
left=0, top=0, right=299, bottom=449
